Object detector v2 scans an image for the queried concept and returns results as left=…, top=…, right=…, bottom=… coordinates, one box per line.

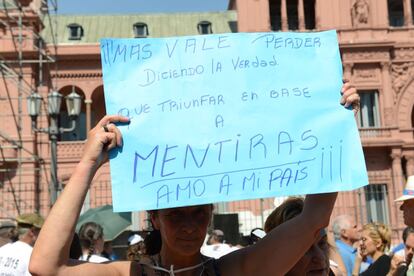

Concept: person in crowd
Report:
left=265, top=196, right=345, bottom=276
left=0, top=213, right=44, bottom=276
left=0, top=219, right=17, bottom=247
left=126, top=233, right=146, bottom=261
left=390, top=226, right=414, bottom=276
left=351, top=222, right=391, bottom=276
left=206, top=229, right=225, bottom=245
left=326, top=232, right=348, bottom=276
left=102, top=241, right=119, bottom=260
left=78, top=221, right=110, bottom=263
left=396, top=175, right=414, bottom=228
left=201, top=229, right=239, bottom=259
left=29, top=82, right=359, bottom=275
left=332, top=214, right=362, bottom=275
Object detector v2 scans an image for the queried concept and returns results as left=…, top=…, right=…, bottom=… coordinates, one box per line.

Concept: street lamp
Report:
left=27, top=87, right=82, bottom=206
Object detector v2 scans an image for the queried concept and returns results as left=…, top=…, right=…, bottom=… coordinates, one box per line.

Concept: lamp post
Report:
left=27, top=87, right=82, bottom=206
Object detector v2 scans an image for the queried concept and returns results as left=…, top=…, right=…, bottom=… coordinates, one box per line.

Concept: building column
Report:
left=314, top=0, right=320, bottom=29
left=298, top=0, right=305, bottom=30
left=403, top=0, right=413, bottom=26
left=381, top=62, right=395, bottom=126
left=85, top=99, right=92, bottom=132
left=281, top=0, right=288, bottom=31
left=391, top=148, right=404, bottom=191
left=404, top=151, right=414, bottom=176
left=343, top=62, right=353, bottom=82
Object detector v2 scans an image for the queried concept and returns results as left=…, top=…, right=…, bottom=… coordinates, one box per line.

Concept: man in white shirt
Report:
left=0, top=213, right=44, bottom=276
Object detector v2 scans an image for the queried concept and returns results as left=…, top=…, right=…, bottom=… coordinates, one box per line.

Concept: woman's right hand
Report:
left=356, top=244, right=367, bottom=261
left=80, top=115, right=130, bottom=170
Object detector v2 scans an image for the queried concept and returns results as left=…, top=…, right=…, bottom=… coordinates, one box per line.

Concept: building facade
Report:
left=1, top=0, right=414, bottom=241
left=231, top=0, right=414, bottom=239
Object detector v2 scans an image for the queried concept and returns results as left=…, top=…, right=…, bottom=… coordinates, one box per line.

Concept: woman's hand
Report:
left=80, top=115, right=130, bottom=170
left=340, top=80, right=360, bottom=116
left=356, top=244, right=368, bottom=261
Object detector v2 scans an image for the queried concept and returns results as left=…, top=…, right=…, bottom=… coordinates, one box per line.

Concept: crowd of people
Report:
left=0, top=82, right=413, bottom=275
left=3, top=188, right=414, bottom=276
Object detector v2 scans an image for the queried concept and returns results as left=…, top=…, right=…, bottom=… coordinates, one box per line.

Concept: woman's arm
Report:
left=220, top=193, right=337, bottom=275
left=29, top=115, right=132, bottom=276
left=328, top=231, right=348, bottom=276
left=352, top=252, right=363, bottom=276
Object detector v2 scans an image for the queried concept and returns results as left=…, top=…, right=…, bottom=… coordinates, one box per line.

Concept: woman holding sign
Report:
left=29, top=82, right=359, bottom=276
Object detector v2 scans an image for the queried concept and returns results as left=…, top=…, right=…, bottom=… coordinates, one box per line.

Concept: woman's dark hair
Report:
left=7, top=227, right=19, bottom=242
left=264, top=197, right=304, bottom=233
left=144, top=212, right=162, bottom=255
left=69, top=233, right=82, bottom=259
left=79, top=222, right=104, bottom=261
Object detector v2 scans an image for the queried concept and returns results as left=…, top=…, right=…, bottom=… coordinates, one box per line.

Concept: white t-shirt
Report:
left=0, top=241, right=33, bottom=276
left=200, top=243, right=239, bottom=259
left=79, top=254, right=109, bottom=263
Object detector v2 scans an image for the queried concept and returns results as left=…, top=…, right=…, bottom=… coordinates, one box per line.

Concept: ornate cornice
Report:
left=51, top=72, right=103, bottom=79
left=394, top=47, right=414, bottom=61
left=354, top=66, right=379, bottom=82
left=391, top=62, right=414, bottom=96
left=342, top=50, right=389, bottom=62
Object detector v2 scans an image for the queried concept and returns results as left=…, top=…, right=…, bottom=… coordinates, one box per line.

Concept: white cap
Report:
left=128, top=234, right=143, bottom=245
left=395, top=175, right=414, bottom=202
left=251, top=228, right=266, bottom=239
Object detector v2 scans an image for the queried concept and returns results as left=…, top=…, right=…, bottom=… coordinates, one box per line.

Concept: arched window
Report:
left=388, top=0, right=405, bottom=26
left=198, top=21, right=212, bottom=34
left=133, top=22, right=149, bottom=38
left=67, top=23, right=83, bottom=40
left=58, top=86, right=87, bottom=141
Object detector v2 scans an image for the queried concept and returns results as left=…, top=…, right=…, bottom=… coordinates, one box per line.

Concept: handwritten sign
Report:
left=100, top=30, right=368, bottom=212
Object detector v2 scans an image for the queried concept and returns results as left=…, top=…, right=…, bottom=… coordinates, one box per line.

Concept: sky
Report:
left=54, top=0, right=229, bottom=14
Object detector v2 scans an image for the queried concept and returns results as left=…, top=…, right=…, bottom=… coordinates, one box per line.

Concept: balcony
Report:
left=359, top=127, right=393, bottom=138
left=0, top=143, right=18, bottom=166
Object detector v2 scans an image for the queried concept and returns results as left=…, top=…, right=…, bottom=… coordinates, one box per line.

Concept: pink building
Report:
left=1, top=0, right=413, bottom=242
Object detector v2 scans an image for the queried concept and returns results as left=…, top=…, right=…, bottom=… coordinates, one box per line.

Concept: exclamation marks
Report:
left=320, top=141, right=343, bottom=183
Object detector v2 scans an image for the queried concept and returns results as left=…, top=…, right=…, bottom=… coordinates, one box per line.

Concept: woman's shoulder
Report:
left=377, top=254, right=392, bottom=263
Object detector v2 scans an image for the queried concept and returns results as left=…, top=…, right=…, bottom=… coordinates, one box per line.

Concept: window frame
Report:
left=67, top=23, right=83, bottom=40
left=363, top=184, right=390, bottom=225
left=197, top=21, right=213, bottom=35
left=133, top=22, right=149, bottom=38
left=358, top=90, right=381, bottom=128
left=388, top=0, right=405, bottom=27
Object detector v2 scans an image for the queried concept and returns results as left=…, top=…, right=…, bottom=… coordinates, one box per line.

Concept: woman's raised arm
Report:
left=219, top=192, right=337, bottom=276
left=29, top=115, right=132, bottom=276
left=219, top=81, right=359, bottom=275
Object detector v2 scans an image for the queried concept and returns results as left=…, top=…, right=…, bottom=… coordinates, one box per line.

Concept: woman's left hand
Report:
left=340, top=80, right=360, bottom=116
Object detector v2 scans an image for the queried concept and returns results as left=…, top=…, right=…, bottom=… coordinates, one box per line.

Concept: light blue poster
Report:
left=100, top=30, right=368, bottom=212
